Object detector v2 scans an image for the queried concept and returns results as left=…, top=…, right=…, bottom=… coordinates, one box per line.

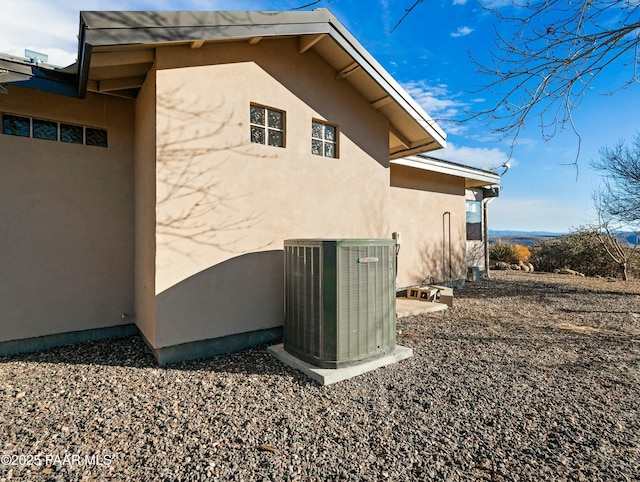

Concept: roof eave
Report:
left=76, top=9, right=446, bottom=150
left=0, top=56, right=78, bottom=97
left=324, top=12, right=446, bottom=150
left=392, top=155, right=500, bottom=187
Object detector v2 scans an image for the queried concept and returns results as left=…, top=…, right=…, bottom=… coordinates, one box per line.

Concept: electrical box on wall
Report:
left=283, top=239, right=396, bottom=369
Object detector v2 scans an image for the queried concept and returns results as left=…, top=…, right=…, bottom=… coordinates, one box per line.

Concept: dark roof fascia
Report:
left=77, top=12, right=92, bottom=98
left=79, top=10, right=334, bottom=43
left=0, top=56, right=77, bottom=97
left=77, top=10, right=335, bottom=99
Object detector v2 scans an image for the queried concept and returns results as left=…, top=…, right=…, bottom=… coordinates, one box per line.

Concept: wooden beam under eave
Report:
left=390, top=126, right=411, bottom=149
left=91, top=50, right=155, bottom=68
left=299, top=34, right=326, bottom=54
left=98, top=76, right=147, bottom=92
left=190, top=40, right=205, bottom=49
left=86, top=80, right=138, bottom=99
left=248, top=37, right=262, bottom=45
left=86, top=80, right=99, bottom=92
left=336, top=62, right=360, bottom=80
left=371, top=96, right=393, bottom=109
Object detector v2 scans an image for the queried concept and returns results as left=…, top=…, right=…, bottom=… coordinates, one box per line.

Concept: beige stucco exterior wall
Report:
left=148, top=38, right=392, bottom=348
left=0, top=86, right=135, bottom=342
left=390, top=163, right=467, bottom=287
left=134, top=67, right=158, bottom=346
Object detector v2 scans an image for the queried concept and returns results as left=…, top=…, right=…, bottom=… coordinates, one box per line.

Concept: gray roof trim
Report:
left=392, top=155, right=500, bottom=186
left=76, top=10, right=446, bottom=147
left=0, top=55, right=77, bottom=97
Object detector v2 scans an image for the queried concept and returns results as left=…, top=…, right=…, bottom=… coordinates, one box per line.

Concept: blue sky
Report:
left=2, top=0, right=638, bottom=233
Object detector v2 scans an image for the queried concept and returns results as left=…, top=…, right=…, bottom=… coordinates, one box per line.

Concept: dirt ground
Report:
left=452, top=270, right=640, bottom=338
left=1, top=269, right=639, bottom=481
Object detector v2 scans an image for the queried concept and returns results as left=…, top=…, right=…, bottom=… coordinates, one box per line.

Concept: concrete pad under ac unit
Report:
left=396, top=298, right=448, bottom=317
left=267, top=344, right=413, bottom=386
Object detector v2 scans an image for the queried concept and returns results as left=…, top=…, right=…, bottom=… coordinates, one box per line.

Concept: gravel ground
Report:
left=1, top=270, right=640, bottom=481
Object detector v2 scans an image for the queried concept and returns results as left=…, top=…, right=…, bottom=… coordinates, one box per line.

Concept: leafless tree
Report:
left=590, top=190, right=639, bottom=281
left=301, top=1, right=639, bottom=159
left=467, top=0, right=640, bottom=156
left=592, top=133, right=640, bottom=227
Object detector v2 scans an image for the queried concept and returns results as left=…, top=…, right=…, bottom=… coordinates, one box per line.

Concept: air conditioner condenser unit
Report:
left=283, top=239, right=396, bottom=369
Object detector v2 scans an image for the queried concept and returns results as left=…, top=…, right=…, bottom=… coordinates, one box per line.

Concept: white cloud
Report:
left=0, top=1, right=79, bottom=66
left=0, top=0, right=274, bottom=66
left=451, top=26, right=473, bottom=37
left=401, top=80, right=468, bottom=134
left=452, top=0, right=467, bottom=5
left=428, top=142, right=514, bottom=170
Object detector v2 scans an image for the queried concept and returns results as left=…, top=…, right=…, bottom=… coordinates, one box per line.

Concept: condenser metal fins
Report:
left=284, top=239, right=396, bottom=369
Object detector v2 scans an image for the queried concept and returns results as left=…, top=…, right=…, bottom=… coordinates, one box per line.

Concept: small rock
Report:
left=257, top=444, right=278, bottom=453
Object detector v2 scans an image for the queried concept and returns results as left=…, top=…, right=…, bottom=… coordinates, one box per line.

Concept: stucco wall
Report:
left=0, top=86, right=135, bottom=342
left=149, top=38, right=392, bottom=348
left=390, top=163, right=467, bottom=287
left=134, top=67, right=158, bottom=346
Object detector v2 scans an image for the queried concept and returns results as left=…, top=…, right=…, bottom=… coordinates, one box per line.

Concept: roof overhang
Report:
left=392, top=155, right=501, bottom=188
left=1, top=10, right=446, bottom=158
left=0, top=54, right=77, bottom=96
left=75, top=9, right=446, bottom=157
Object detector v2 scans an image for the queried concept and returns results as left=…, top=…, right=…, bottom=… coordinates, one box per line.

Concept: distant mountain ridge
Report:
left=488, top=231, right=562, bottom=247
left=489, top=230, right=637, bottom=247
left=489, top=230, right=565, bottom=237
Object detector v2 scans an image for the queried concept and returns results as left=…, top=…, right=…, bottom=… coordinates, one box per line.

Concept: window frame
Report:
left=60, top=123, right=84, bottom=145
left=1, top=113, right=108, bottom=148
left=32, top=118, right=59, bottom=141
left=466, top=200, right=483, bottom=241
left=311, top=119, right=339, bottom=158
left=2, top=114, right=31, bottom=137
left=249, top=103, right=286, bottom=148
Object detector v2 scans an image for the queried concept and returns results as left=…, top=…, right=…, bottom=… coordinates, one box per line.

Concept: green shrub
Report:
left=490, top=241, right=517, bottom=263
left=529, top=230, right=639, bottom=278
left=494, top=261, right=511, bottom=270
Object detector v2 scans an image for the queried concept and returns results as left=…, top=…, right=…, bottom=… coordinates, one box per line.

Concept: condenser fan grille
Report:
left=284, top=239, right=396, bottom=368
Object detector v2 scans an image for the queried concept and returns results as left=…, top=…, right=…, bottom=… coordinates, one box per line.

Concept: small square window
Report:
left=268, top=110, right=282, bottom=129
left=86, top=128, right=108, bottom=147
left=268, top=130, right=283, bottom=147
left=250, top=105, right=265, bottom=126
left=324, top=125, right=335, bottom=141
left=311, top=120, right=338, bottom=158
left=250, top=104, right=285, bottom=148
left=2, top=114, right=30, bottom=137
left=251, top=126, right=265, bottom=144
left=60, top=124, right=84, bottom=144
left=324, top=143, right=335, bottom=158
left=33, top=119, right=58, bottom=141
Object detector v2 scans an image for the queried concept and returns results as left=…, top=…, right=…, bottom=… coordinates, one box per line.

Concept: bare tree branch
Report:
left=390, top=0, right=425, bottom=34
left=292, top=0, right=324, bottom=10
left=590, top=187, right=639, bottom=280
left=466, top=0, right=640, bottom=155
left=592, top=133, right=640, bottom=227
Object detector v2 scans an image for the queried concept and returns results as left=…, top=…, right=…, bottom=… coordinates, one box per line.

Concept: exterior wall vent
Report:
left=284, top=239, right=396, bottom=368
